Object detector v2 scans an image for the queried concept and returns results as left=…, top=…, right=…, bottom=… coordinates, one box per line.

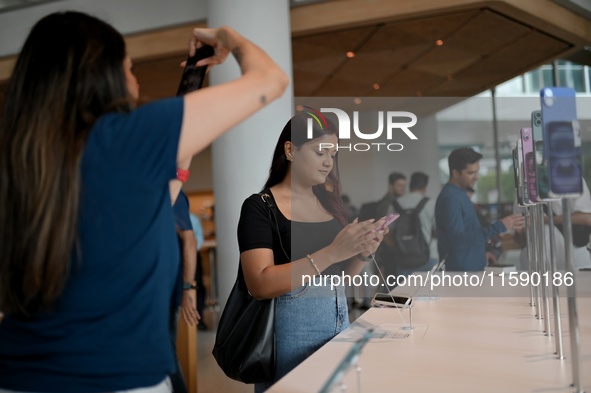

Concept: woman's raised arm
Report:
left=177, top=26, right=289, bottom=163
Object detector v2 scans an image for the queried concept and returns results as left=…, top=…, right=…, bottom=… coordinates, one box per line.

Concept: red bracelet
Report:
left=176, top=168, right=190, bottom=183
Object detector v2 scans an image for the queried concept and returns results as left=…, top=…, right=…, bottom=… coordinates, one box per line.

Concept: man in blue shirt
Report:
left=435, top=148, right=524, bottom=271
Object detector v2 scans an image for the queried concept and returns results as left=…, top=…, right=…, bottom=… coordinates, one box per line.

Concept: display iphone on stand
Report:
left=540, top=87, right=582, bottom=198
left=514, top=139, right=532, bottom=206
left=531, top=110, right=551, bottom=200
left=520, top=127, right=537, bottom=203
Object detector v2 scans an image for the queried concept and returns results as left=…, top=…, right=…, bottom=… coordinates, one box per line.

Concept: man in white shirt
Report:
left=550, top=178, right=591, bottom=269
left=393, top=172, right=438, bottom=275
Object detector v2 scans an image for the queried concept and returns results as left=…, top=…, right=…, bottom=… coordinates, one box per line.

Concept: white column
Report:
left=207, top=0, right=293, bottom=307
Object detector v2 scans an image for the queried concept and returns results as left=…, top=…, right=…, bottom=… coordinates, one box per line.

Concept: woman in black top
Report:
left=238, top=110, right=387, bottom=392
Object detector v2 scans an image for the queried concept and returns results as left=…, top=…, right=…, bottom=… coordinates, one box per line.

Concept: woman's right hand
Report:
left=188, top=27, right=236, bottom=68
left=327, top=218, right=385, bottom=262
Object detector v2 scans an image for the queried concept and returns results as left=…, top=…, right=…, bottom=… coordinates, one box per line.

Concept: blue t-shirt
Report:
left=435, top=183, right=506, bottom=271
left=0, top=97, right=184, bottom=392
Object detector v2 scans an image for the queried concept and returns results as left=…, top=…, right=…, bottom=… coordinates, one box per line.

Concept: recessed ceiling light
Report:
left=436, top=39, right=444, bottom=46
left=373, top=83, right=380, bottom=90
left=346, top=51, right=355, bottom=58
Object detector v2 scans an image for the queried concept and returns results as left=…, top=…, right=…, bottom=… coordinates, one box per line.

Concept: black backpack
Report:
left=390, top=198, right=430, bottom=268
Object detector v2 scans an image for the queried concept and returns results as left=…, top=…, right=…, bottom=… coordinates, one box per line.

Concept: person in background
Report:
left=550, top=178, right=591, bottom=270
left=466, top=187, right=504, bottom=266
left=237, top=111, right=387, bottom=392
left=0, top=11, right=288, bottom=393
left=393, top=172, right=437, bottom=275
left=170, top=191, right=198, bottom=393
left=341, top=194, right=359, bottom=222
left=375, top=172, right=407, bottom=277
left=435, top=148, right=524, bottom=271
left=189, top=212, right=207, bottom=329
left=376, top=172, right=407, bottom=218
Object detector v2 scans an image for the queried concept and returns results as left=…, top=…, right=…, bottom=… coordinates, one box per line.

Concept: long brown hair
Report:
left=0, top=12, right=132, bottom=316
left=263, top=110, right=349, bottom=226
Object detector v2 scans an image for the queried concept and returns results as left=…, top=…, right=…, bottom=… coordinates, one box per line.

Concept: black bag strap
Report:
left=391, top=198, right=404, bottom=214
left=391, top=197, right=429, bottom=216
left=259, top=191, right=290, bottom=261
left=237, top=191, right=290, bottom=291
left=414, top=197, right=429, bottom=215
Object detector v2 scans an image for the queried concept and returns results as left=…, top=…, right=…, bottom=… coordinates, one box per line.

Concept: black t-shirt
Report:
left=238, top=190, right=343, bottom=268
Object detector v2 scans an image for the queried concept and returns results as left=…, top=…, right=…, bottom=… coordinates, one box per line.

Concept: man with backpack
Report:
left=391, top=172, right=437, bottom=276
left=375, top=172, right=407, bottom=278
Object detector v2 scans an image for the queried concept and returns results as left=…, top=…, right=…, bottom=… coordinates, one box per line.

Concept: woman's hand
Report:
left=327, top=218, right=386, bottom=262
left=187, top=27, right=238, bottom=68
left=359, top=217, right=388, bottom=258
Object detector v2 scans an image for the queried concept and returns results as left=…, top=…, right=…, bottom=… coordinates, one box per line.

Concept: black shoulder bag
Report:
left=212, top=192, right=289, bottom=384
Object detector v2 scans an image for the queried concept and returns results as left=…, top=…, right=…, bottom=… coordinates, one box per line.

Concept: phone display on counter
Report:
left=520, top=127, right=537, bottom=203
left=513, top=139, right=531, bottom=206
left=371, top=293, right=412, bottom=308
left=540, top=87, right=582, bottom=198
left=531, top=110, right=550, bottom=200
left=547, top=120, right=582, bottom=195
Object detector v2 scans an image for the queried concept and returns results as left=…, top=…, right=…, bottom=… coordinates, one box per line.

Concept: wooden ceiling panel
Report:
left=389, top=11, right=478, bottom=43
left=313, top=75, right=372, bottom=96
left=448, top=30, right=571, bottom=92
left=425, top=78, right=482, bottom=97
left=320, top=50, right=413, bottom=93
left=409, top=44, right=480, bottom=76
left=447, top=9, right=532, bottom=58
left=376, top=69, right=447, bottom=97
left=292, top=68, right=328, bottom=96
left=291, top=26, right=375, bottom=63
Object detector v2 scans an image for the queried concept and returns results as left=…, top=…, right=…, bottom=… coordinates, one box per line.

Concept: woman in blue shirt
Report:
left=0, top=11, right=287, bottom=393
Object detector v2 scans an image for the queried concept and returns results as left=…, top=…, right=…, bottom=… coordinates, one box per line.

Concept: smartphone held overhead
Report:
left=176, top=45, right=215, bottom=96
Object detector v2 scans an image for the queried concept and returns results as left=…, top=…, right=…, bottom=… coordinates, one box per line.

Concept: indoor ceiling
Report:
left=0, top=2, right=587, bottom=113
left=132, top=6, right=573, bottom=108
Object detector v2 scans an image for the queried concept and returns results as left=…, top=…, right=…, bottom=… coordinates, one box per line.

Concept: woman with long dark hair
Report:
left=0, top=11, right=287, bottom=393
left=237, top=110, right=387, bottom=392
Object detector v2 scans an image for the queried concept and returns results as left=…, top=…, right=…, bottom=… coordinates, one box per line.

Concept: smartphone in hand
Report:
left=176, top=45, right=215, bottom=96
left=379, top=213, right=400, bottom=231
